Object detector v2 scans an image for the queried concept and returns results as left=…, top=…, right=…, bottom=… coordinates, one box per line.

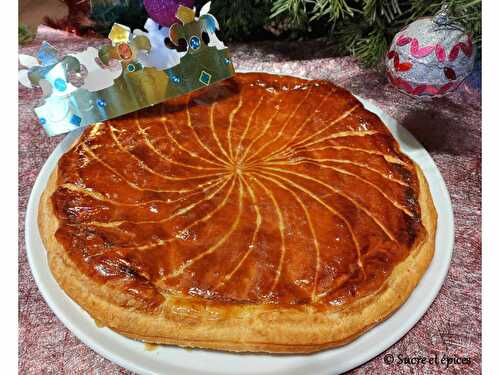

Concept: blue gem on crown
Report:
left=189, top=36, right=201, bottom=50
left=53, top=78, right=67, bottom=92
left=70, top=114, right=82, bottom=126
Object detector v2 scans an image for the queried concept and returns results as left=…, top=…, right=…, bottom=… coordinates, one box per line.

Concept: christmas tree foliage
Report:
left=42, top=0, right=481, bottom=67
left=267, top=0, right=481, bottom=66
left=209, top=0, right=481, bottom=66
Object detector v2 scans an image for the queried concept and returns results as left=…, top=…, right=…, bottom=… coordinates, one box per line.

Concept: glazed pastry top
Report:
left=52, top=73, right=424, bottom=309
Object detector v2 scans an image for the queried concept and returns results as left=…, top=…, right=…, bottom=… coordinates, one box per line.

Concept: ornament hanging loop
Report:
left=433, top=4, right=451, bottom=26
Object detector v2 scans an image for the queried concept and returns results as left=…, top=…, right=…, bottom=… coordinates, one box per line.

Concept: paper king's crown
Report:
left=18, top=2, right=235, bottom=136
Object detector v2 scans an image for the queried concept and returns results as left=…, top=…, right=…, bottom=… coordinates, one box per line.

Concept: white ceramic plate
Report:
left=25, top=96, right=454, bottom=375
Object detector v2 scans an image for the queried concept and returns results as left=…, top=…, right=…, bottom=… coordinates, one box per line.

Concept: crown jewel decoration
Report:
left=18, top=2, right=234, bottom=136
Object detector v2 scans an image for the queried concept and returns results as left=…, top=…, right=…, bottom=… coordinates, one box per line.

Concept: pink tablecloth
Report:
left=19, top=27, right=481, bottom=374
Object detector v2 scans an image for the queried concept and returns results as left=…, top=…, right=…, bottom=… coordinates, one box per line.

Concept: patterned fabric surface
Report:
left=19, top=27, right=481, bottom=374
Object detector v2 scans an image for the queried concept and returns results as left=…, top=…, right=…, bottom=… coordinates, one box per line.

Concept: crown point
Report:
left=38, top=42, right=59, bottom=66
left=109, top=24, right=131, bottom=45
left=176, top=5, right=195, bottom=24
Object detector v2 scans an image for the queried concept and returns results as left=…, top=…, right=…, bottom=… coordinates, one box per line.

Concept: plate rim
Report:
left=24, top=83, right=454, bottom=375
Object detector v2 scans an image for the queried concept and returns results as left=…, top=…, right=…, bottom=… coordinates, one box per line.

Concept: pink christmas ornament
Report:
left=386, top=5, right=475, bottom=98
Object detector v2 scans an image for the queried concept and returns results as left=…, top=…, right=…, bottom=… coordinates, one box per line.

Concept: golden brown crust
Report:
left=39, top=140, right=436, bottom=354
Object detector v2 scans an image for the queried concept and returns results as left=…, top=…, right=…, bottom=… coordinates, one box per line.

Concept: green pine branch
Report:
left=269, top=0, right=481, bottom=66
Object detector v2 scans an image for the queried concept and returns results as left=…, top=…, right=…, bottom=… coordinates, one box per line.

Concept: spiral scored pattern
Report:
left=53, top=73, right=423, bottom=307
